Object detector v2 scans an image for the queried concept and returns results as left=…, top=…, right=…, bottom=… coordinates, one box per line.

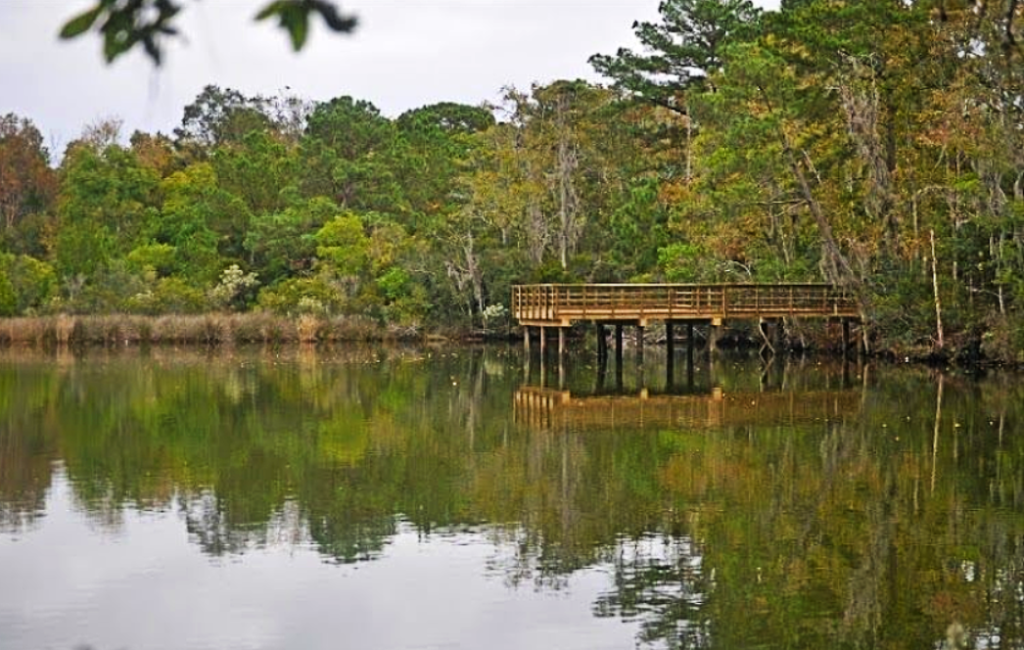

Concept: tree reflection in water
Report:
left=1, top=347, right=1023, bottom=649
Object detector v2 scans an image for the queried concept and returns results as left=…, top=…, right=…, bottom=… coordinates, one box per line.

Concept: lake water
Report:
left=0, top=345, right=1021, bottom=650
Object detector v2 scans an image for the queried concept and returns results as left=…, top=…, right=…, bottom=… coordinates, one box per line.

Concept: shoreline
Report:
left=0, top=313, right=1020, bottom=370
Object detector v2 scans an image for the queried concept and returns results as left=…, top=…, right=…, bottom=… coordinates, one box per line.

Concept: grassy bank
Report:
left=0, top=313, right=426, bottom=348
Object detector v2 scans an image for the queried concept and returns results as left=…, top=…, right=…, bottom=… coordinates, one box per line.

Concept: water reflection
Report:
left=1, top=347, right=1023, bottom=650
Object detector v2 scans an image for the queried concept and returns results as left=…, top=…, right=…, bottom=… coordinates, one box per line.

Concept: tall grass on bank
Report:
left=0, top=313, right=407, bottom=348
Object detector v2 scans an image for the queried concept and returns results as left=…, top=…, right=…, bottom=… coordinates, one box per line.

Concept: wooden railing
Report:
left=512, top=283, right=858, bottom=325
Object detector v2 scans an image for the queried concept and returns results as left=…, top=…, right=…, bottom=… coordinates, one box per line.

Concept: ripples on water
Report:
left=0, top=346, right=1022, bottom=650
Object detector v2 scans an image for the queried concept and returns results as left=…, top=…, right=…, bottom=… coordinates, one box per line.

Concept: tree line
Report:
left=2, top=0, right=1023, bottom=360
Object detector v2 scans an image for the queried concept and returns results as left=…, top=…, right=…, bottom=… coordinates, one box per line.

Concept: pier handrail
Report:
left=512, top=283, right=858, bottom=324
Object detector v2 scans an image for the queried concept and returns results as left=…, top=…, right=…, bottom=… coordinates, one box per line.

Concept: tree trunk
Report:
left=930, top=229, right=944, bottom=350
left=554, top=94, right=580, bottom=270
left=783, top=143, right=857, bottom=288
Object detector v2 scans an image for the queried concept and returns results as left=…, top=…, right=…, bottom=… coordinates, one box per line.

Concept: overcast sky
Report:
left=1, top=0, right=779, bottom=154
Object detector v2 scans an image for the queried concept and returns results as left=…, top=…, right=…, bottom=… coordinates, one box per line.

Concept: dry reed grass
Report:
left=0, top=313, right=411, bottom=348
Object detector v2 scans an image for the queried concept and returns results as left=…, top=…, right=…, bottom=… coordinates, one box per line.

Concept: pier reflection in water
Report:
left=516, top=348, right=862, bottom=433
left=1, top=347, right=1023, bottom=650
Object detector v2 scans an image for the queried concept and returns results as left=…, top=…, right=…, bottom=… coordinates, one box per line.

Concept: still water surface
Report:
left=0, top=346, right=1022, bottom=650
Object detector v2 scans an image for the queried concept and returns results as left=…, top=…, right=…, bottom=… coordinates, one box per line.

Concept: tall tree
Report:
left=590, top=0, right=762, bottom=113
left=0, top=114, right=56, bottom=235
left=300, top=97, right=405, bottom=216
left=175, top=85, right=278, bottom=154
left=52, top=141, right=158, bottom=282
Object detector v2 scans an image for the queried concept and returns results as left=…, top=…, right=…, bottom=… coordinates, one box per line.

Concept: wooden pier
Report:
left=512, top=283, right=860, bottom=356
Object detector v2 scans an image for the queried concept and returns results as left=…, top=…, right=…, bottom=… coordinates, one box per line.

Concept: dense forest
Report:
left=2, top=0, right=1023, bottom=361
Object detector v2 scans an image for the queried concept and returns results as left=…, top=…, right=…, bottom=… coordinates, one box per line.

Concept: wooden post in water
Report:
left=842, top=320, right=851, bottom=355
left=687, top=323, right=695, bottom=361
left=524, top=326, right=531, bottom=353
left=558, top=327, right=566, bottom=360
left=709, top=318, right=722, bottom=353
left=666, top=321, right=675, bottom=388
left=614, top=324, right=624, bottom=369
left=635, top=323, right=645, bottom=364
left=596, top=322, right=607, bottom=361
left=540, top=326, right=547, bottom=358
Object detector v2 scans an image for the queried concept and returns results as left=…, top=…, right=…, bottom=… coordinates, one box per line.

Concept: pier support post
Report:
left=666, top=321, right=675, bottom=388
left=709, top=319, right=722, bottom=353
left=558, top=327, right=566, bottom=360
left=841, top=320, right=851, bottom=355
left=635, top=323, right=645, bottom=364
left=596, top=322, right=607, bottom=361
left=524, top=326, right=531, bottom=353
left=540, top=326, right=547, bottom=358
left=614, top=324, right=624, bottom=369
left=687, top=323, right=695, bottom=361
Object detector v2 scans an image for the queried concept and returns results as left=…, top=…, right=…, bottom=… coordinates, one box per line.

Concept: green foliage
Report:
left=315, top=212, right=369, bottom=276
left=255, top=1, right=357, bottom=51
left=176, top=86, right=273, bottom=150
left=658, top=243, right=709, bottom=283
left=244, top=197, right=337, bottom=285
left=53, top=144, right=159, bottom=281
left=211, top=130, right=297, bottom=216
left=152, top=163, right=224, bottom=282
left=8, top=255, right=56, bottom=313
left=256, top=275, right=343, bottom=315
left=300, top=97, right=405, bottom=215
left=59, top=0, right=180, bottom=64
left=395, top=103, right=495, bottom=221
left=11, top=10, right=1024, bottom=357
left=0, top=266, right=15, bottom=316
left=126, top=243, right=177, bottom=276
left=590, top=0, right=763, bottom=108
left=60, top=0, right=357, bottom=65
left=208, top=264, right=260, bottom=312
left=58, top=260, right=147, bottom=314
left=375, top=266, right=409, bottom=302
left=125, top=277, right=207, bottom=315
left=0, top=253, right=57, bottom=315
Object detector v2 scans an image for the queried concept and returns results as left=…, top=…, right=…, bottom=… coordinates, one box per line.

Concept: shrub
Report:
left=208, top=264, right=260, bottom=311
left=125, top=277, right=206, bottom=315
left=257, top=276, right=342, bottom=316
left=0, top=270, right=15, bottom=317
left=0, top=254, right=57, bottom=314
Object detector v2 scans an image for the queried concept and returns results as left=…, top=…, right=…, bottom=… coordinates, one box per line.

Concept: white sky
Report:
left=0, top=0, right=779, bottom=154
